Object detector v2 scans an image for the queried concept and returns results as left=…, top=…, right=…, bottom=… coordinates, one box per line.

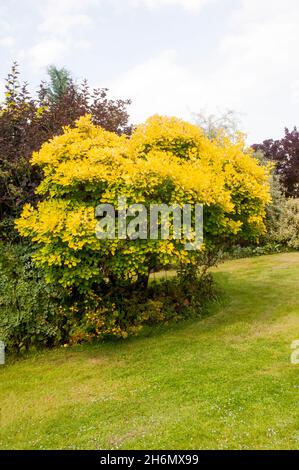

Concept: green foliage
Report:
left=259, top=154, right=299, bottom=250
left=65, top=271, right=215, bottom=344
left=268, top=198, right=299, bottom=249
left=0, top=243, right=68, bottom=352
left=221, top=243, right=285, bottom=260
left=46, top=65, right=72, bottom=103
left=248, top=151, right=298, bottom=252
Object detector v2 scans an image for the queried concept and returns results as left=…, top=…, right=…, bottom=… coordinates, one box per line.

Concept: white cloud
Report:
left=39, top=0, right=99, bottom=15
left=291, top=80, right=299, bottom=104
left=129, top=0, right=215, bottom=11
left=111, top=0, right=299, bottom=142
left=212, top=0, right=299, bottom=139
left=0, top=13, right=15, bottom=48
left=7, top=0, right=299, bottom=141
left=25, top=0, right=98, bottom=70
left=24, top=39, right=69, bottom=69
left=37, top=0, right=98, bottom=35
left=38, top=14, right=92, bottom=37
left=111, top=50, right=203, bottom=121
left=0, top=36, right=15, bottom=47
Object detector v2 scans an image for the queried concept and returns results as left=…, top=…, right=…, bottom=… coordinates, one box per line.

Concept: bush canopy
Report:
left=16, top=114, right=271, bottom=294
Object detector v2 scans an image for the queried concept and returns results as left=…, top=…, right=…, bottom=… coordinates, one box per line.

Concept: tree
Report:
left=193, top=109, right=241, bottom=141
left=0, top=62, right=42, bottom=237
left=252, top=128, right=299, bottom=197
left=45, top=65, right=72, bottom=103
left=0, top=63, right=132, bottom=240
left=17, top=114, right=270, bottom=291
left=16, top=115, right=270, bottom=339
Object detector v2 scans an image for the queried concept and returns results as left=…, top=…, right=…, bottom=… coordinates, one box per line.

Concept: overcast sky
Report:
left=1, top=0, right=299, bottom=143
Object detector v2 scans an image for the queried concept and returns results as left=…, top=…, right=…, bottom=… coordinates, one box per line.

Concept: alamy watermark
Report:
left=290, top=340, right=299, bottom=365
left=0, top=340, right=5, bottom=365
left=95, top=197, right=203, bottom=250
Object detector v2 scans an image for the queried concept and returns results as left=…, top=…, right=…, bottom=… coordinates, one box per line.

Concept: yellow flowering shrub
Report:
left=16, top=114, right=271, bottom=291
left=15, top=114, right=271, bottom=339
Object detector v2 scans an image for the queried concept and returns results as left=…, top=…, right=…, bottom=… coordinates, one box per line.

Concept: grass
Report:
left=0, top=252, right=299, bottom=450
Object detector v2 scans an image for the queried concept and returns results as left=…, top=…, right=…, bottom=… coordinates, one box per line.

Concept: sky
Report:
left=0, top=0, right=299, bottom=143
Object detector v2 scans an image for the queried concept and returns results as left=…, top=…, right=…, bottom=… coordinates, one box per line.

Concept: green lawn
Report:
left=1, top=252, right=299, bottom=450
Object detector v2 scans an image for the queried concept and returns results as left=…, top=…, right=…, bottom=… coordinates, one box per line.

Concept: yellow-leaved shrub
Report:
left=16, top=114, right=271, bottom=340
left=16, top=114, right=271, bottom=289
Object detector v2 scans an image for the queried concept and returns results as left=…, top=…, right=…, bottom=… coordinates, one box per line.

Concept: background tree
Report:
left=193, top=109, right=241, bottom=141
left=0, top=62, right=132, bottom=240
left=252, top=128, right=299, bottom=197
left=45, top=65, right=72, bottom=103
